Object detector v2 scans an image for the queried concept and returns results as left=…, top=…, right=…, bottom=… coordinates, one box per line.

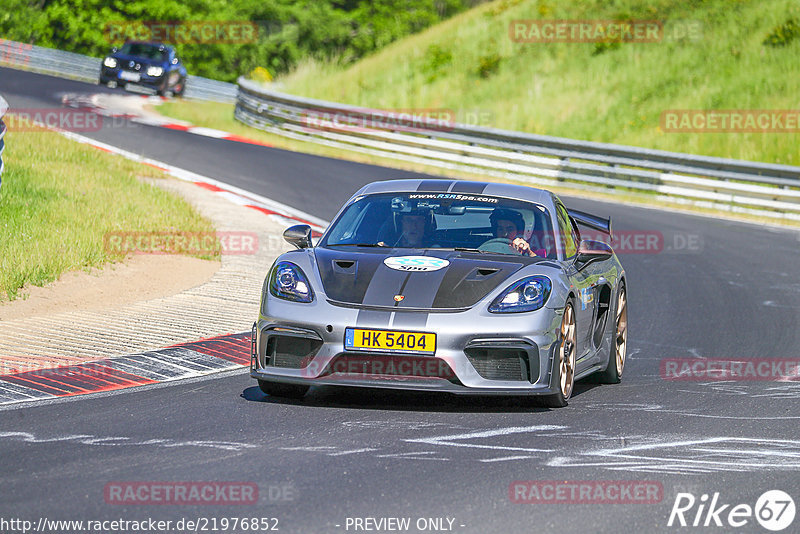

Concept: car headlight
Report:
left=103, top=57, right=117, bottom=68
left=269, top=261, right=314, bottom=303
left=146, top=66, right=164, bottom=77
left=488, top=276, right=551, bottom=313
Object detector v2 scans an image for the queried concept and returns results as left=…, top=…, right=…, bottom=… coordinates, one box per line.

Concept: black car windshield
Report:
left=119, top=43, right=167, bottom=61
left=322, top=192, right=557, bottom=258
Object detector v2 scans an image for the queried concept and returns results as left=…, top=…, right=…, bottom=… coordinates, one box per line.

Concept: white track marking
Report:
left=479, top=455, right=537, bottom=463
left=327, top=448, right=380, bottom=456
left=406, top=425, right=564, bottom=453
left=0, top=431, right=256, bottom=451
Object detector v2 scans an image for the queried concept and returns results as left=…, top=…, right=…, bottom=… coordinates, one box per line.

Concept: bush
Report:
left=477, top=52, right=501, bottom=78
left=763, top=18, right=799, bottom=47
left=0, top=0, right=483, bottom=83
left=422, top=44, right=453, bottom=82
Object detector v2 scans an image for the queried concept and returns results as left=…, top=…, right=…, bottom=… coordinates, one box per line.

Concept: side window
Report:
left=556, top=204, right=578, bottom=259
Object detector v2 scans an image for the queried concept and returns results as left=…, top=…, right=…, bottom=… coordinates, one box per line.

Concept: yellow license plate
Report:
left=345, top=328, right=436, bottom=355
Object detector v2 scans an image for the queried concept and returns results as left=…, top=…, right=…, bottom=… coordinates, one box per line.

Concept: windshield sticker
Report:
left=384, top=256, right=450, bottom=272
left=408, top=193, right=499, bottom=203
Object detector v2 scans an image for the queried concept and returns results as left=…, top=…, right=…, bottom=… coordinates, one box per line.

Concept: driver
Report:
left=379, top=208, right=436, bottom=248
left=488, top=208, right=537, bottom=257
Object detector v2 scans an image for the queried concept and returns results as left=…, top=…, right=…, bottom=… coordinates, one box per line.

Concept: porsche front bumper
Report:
left=250, top=296, right=565, bottom=396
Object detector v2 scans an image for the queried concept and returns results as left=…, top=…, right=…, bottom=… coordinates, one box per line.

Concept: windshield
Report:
left=321, top=192, right=557, bottom=258
left=119, top=43, right=167, bottom=61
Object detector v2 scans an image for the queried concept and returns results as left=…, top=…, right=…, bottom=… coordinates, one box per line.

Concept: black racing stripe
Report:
left=361, top=265, right=408, bottom=307
left=396, top=268, right=450, bottom=309
left=391, top=312, right=429, bottom=329
left=356, top=309, right=392, bottom=327
left=416, top=180, right=453, bottom=192
left=449, top=181, right=489, bottom=194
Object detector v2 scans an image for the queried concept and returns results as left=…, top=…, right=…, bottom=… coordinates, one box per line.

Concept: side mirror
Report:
left=111, top=46, right=118, bottom=53
left=172, top=57, right=179, bottom=64
left=576, top=239, right=612, bottom=266
left=283, top=224, right=312, bottom=249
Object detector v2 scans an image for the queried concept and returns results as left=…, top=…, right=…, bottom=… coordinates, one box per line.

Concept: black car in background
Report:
left=99, top=41, right=187, bottom=97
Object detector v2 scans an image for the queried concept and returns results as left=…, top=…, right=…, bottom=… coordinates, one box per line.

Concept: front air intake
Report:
left=464, top=347, right=531, bottom=381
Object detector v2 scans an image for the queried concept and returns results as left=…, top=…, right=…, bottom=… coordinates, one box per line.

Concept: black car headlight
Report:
left=489, top=276, right=551, bottom=313
left=269, top=261, right=314, bottom=303
left=103, top=57, right=117, bottom=68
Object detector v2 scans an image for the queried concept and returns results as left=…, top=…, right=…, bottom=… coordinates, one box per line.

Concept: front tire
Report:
left=173, top=79, right=186, bottom=97
left=542, top=301, right=577, bottom=408
left=257, top=380, right=309, bottom=399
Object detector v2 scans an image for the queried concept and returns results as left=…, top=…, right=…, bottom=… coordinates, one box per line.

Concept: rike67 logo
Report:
left=668, top=490, right=795, bottom=531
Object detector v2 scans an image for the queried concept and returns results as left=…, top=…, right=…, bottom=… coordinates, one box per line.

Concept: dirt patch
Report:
left=0, top=255, right=220, bottom=321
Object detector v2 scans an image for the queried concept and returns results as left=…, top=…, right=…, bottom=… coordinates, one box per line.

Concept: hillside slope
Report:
left=280, top=0, right=800, bottom=165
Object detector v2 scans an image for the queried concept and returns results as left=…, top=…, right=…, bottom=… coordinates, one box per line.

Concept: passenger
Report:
left=488, top=208, right=538, bottom=256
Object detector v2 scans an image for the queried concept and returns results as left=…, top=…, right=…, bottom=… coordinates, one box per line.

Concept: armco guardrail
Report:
left=0, top=39, right=237, bottom=103
left=236, top=77, right=800, bottom=222
left=0, top=94, right=7, bottom=187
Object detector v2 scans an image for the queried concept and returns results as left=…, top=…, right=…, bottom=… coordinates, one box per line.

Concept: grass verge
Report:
left=0, top=129, right=217, bottom=301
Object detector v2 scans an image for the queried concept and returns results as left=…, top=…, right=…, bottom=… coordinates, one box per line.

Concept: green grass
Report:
left=0, top=130, right=216, bottom=301
left=277, top=0, right=800, bottom=166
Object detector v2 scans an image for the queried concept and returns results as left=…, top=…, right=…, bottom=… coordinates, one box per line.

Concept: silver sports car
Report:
left=250, top=179, right=627, bottom=407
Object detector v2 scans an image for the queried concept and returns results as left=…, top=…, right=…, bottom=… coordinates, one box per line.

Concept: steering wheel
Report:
left=477, top=237, right=513, bottom=254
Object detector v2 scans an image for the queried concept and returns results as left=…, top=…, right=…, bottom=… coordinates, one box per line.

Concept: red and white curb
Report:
left=0, top=113, right=330, bottom=406
left=61, top=93, right=273, bottom=148
left=0, top=333, right=250, bottom=406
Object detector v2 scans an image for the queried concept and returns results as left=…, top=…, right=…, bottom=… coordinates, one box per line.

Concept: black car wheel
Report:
left=173, top=79, right=186, bottom=97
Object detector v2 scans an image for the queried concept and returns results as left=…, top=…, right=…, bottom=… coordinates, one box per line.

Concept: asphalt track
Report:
left=1, top=66, right=800, bottom=533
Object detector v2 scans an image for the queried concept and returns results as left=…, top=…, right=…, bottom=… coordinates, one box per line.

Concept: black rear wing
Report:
left=568, top=208, right=613, bottom=241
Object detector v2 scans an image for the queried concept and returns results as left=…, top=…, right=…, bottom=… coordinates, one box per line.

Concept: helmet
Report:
left=394, top=208, right=437, bottom=235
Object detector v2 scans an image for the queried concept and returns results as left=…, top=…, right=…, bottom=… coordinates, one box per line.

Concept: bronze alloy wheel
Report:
left=615, top=287, right=628, bottom=377
left=559, top=302, right=577, bottom=399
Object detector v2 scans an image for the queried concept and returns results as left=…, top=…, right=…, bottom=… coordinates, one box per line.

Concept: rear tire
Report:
left=542, top=301, right=577, bottom=408
left=257, top=380, right=309, bottom=399
left=596, top=283, right=627, bottom=384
